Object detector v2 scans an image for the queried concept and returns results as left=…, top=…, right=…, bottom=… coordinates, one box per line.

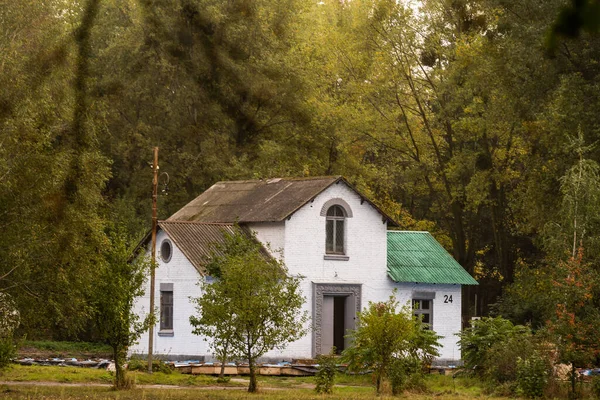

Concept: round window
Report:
left=160, top=239, right=172, bottom=263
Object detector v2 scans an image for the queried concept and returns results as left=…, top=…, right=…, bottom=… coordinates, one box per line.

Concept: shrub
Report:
left=591, top=375, right=600, bottom=399
left=343, top=294, right=442, bottom=395
left=0, top=337, right=16, bottom=370
left=315, top=347, right=337, bottom=394
left=342, top=296, right=416, bottom=394
left=127, top=358, right=173, bottom=374
left=389, top=356, right=425, bottom=395
left=516, top=352, right=550, bottom=398
left=483, top=333, right=538, bottom=383
left=458, top=317, right=531, bottom=374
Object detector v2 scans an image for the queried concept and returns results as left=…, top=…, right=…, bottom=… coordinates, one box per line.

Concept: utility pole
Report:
left=148, top=147, right=159, bottom=374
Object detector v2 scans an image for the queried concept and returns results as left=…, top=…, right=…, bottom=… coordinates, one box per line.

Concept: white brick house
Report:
left=131, top=176, right=477, bottom=363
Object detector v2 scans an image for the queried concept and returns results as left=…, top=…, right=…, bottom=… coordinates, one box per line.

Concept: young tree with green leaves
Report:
left=342, top=294, right=440, bottom=394
left=93, top=227, right=152, bottom=390
left=190, top=230, right=308, bottom=393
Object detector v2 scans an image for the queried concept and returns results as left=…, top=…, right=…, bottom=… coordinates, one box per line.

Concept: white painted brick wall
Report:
left=130, top=229, right=208, bottom=359
left=247, top=222, right=285, bottom=260
left=132, top=181, right=465, bottom=362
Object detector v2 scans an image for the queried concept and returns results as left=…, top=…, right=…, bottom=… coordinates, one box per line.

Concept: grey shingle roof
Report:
left=168, top=176, right=398, bottom=225
left=158, top=221, right=241, bottom=274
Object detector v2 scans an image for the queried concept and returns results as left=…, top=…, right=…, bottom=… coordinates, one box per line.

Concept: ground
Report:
left=0, top=364, right=486, bottom=399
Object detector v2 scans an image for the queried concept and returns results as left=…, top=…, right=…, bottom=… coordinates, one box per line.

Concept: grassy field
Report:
left=0, top=384, right=490, bottom=400
left=0, top=365, right=241, bottom=387
left=0, top=365, right=493, bottom=399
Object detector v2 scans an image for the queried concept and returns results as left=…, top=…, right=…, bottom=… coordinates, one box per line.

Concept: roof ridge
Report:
left=213, top=176, right=341, bottom=185
left=161, top=220, right=234, bottom=226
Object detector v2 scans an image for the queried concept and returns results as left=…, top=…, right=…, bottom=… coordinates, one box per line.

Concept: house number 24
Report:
left=443, top=295, right=453, bottom=303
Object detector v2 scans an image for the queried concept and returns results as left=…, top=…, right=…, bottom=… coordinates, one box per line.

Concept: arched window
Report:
left=326, top=205, right=346, bottom=254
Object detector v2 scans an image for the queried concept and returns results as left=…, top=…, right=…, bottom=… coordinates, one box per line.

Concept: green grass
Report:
left=255, top=372, right=372, bottom=388
left=0, top=365, right=500, bottom=399
left=426, top=373, right=486, bottom=397
left=0, top=365, right=246, bottom=387
left=0, top=365, right=114, bottom=384
left=0, top=384, right=495, bottom=400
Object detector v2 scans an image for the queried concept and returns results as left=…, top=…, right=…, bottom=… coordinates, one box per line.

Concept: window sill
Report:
left=158, top=330, right=174, bottom=337
left=324, top=254, right=349, bottom=261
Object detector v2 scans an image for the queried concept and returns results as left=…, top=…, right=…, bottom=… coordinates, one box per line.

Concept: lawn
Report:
left=0, top=365, right=496, bottom=399
left=0, top=365, right=240, bottom=387
left=0, top=384, right=490, bottom=400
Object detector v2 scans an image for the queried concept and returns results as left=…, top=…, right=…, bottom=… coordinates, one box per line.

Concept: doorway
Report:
left=313, top=283, right=361, bottom=356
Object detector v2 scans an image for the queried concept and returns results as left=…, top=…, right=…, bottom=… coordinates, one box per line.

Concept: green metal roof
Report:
left=387, top=231, right=478, bottom=285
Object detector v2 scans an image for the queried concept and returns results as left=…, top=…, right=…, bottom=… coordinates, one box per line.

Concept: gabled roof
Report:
left=133, top=221, right=273, bottom=275
left=168, top=176, right=398, bottom=226
left=387, top=231, right=478, bottom=285
left=158, top=221, right=241, bottom=274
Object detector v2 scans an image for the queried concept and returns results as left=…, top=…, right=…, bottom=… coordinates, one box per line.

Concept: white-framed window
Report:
left=326, top=205, right=346, bottom=254
left=412, top=299, right=432, bottom=329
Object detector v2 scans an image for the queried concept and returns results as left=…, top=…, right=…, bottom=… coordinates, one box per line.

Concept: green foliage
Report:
left=127, top=358, right=173, bottom=374
left=591, top=375, right=600, bottom=399
left=458, top=316, right=555, bottom=397
left=515, top=352, right=550, bottom=398
left=389, top=356, right=426, bottom=395
left=458, top=317, right=531, bottom=374
left=314, top=347, right=337, bottom=394
left=342, top=295, right=440, bottom=395
left=190, top=230, right=308, bottom=393
left=92, top=227, right=152, bottom=390
left=482, top=333, right=539, bottom=384
left=0, top=337, right=16, bottom=371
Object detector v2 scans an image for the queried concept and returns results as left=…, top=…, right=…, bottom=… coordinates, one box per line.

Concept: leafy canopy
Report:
left=190, top=230, right=308, bottom=392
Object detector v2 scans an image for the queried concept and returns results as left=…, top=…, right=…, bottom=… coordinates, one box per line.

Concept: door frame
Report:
left=312, top=283, right=362, bottom=357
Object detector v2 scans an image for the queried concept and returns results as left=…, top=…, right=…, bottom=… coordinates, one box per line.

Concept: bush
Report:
left=389, top=356, right=425, bottom=395
left=483, top=333, right=538, bottom=383
left=315, top=348, right=337, bottom=394
left=516, top=352, right=550, bottom=398
left=0, top=337, right=16, bottom=370
left=127, top=358, right=173, bottom=374
left=343, top=294, right=441, bottom=395
left=591, top=375, right=600, bottom=399
left=458, top=317, right=531, bottom=374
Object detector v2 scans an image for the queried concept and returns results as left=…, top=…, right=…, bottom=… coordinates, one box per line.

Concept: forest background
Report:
left=2, top=0, right=600, bottom=341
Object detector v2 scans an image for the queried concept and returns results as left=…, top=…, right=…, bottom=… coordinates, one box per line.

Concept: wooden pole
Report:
left=148, top=147, right=159, bottom=373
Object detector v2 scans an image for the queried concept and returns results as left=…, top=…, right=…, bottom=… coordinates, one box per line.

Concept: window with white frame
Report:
left=412, top=299, right=432, bottom=329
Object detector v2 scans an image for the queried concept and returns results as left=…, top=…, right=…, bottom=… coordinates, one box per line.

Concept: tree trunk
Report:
left=113, top=346, right=126, bottom=390
left=248, top=357, right=258, bottom=393
left=219, top=361, right=225, bottom=379
left=570, top=363, right=576, bottom=399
